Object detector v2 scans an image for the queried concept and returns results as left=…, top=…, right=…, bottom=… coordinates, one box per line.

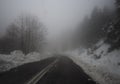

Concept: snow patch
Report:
left=0, top=50, right=45, bottom=72
left=65, top=43, right=120, bottom=84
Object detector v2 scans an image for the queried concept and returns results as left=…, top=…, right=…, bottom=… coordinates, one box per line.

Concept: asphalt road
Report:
left=0, top=55, right=97, bottom=84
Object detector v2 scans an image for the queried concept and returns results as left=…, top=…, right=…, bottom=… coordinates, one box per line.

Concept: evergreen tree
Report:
left=105, top=0, right=120, bottom=52
left=76, top=7, right=113, bottom=48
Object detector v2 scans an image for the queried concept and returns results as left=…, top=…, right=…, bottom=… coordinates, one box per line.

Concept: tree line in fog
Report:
left=0, top=15, right=45, bottom=54
left=75, top=0, right=120, bottom=52
left=0, top=0, right=120, bottom=54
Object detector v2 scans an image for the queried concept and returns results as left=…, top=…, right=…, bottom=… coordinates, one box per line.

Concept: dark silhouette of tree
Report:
left=105, top=0, right=120, bottom=52
left=116, top=0, right=120, bottom=16
left=76, top=7, right=114, bottom=48
left=0, top=24, right=21, bottom=53
left=0, top=14, right=45, bottom=54
left=16, top=15, right=45, bottom=54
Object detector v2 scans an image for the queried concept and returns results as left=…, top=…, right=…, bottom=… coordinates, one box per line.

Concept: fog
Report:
left=1, top=1, right=120, bottom=83
left=0, top=0, right=115, bottom=38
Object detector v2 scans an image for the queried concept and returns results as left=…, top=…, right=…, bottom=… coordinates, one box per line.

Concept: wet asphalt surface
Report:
left=0, top=55, right=97, bottom=84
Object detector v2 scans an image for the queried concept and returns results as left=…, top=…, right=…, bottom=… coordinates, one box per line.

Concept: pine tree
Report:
left=105, top=0, right=120, bottom=52
left=76, top=7, right=113, bottom=48
left=116, top=0, right=120, bottom=15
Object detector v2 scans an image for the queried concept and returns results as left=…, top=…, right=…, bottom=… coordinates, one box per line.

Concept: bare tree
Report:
left=2, top=14, right=45, bottom=54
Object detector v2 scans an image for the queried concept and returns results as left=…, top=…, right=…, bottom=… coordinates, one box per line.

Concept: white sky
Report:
left=0, top=0, right=115, bottom=38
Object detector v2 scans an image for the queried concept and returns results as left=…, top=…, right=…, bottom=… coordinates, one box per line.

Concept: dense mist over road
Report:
left=1, top=0, right=120, bottom=84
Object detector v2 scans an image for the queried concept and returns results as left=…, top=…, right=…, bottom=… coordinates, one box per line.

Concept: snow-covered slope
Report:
left=66, top=41, right=120, bottom=84
left=0, top=50, right=49, bottom=72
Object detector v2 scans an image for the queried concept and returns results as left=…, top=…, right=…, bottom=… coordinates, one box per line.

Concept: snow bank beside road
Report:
left=0, top=50, right=45, bottom=72
left=66, top=43, right=120, bottom=84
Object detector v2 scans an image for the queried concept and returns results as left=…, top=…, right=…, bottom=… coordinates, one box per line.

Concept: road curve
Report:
left=0, top=55, right=97, bottom=84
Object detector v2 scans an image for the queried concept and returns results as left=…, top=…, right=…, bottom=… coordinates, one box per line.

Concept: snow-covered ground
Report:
left=0, top=50, right=51, bottom=72
left=1, top=42, right=120, bottom=84
left=65, top=41, right=120, bottom=84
